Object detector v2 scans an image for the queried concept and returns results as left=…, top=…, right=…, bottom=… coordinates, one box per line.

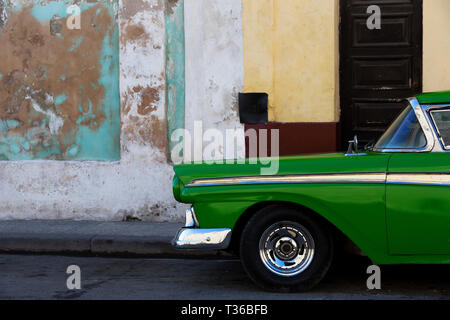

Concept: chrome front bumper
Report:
left=171, top=207, right=232, bottom=250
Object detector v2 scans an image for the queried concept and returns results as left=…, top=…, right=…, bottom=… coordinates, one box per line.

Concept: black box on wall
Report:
left=238, top=93, right=268, bottom=124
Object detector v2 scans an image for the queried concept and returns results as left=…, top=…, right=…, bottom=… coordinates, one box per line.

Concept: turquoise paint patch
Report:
left=7, top=4, right=22, bottom=13
left=65, top=144, right=79, bottom=157
left=10, top=143, right=21, bottom=154
left=30, top=1, right=97, bottom=24
left=0, top=1, right=120, bottom=162
left=0, top=118, right=60, bottom=160
left=22, top=140, right=31, bottom=151
left=31, top=2, right=68, bottom=21
left=69, top=36, right=84, bottom=52
left=0, top=120, right=15, bottom=137
left=73, top=4, right=120, bottom=161
left=55, top=93, right=68, bottom=106
left=0, top=73, right=2, bottom=80
left=165, top=0, right=185, bottom=162
left=0, top=119, right=21, bottom=130
left=0, top=119, right=22, bottom=136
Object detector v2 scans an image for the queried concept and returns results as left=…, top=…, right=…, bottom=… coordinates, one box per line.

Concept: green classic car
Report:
left=172, top=92, right=450, bottom=292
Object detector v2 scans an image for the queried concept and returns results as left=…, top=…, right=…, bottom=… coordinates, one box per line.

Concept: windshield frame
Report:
left=372, top=98, right=434, bottom=153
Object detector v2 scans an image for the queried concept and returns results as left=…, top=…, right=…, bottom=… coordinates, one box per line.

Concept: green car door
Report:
left=381, top=106, right=450, bottom=255
left=387, top=153, right=450, bottom=255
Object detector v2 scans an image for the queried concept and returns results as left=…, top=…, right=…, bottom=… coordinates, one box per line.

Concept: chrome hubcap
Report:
left=259, top=222, right=315, bottom=277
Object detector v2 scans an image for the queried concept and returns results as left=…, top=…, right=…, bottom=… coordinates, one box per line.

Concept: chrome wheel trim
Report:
left=259, top=222, right=315, bottom=277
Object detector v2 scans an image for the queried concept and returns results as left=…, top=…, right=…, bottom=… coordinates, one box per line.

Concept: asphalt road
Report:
left=0, top=254, right=448, bottom=300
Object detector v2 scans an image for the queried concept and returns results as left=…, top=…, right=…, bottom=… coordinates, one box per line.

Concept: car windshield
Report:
left=374, top=105, right=427, bottom=150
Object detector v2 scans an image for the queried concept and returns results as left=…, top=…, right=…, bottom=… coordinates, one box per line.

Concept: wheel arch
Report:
left=229, top=201, right=358, bottom=257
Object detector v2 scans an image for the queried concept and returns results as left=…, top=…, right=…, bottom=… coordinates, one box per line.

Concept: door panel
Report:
left=352, top=16, right=411, bottom=47
left=340, top=0, right=423, bottom=148
left=386, top=153, right=450, bottom=255
left=352, top=57, right=412, bottom=89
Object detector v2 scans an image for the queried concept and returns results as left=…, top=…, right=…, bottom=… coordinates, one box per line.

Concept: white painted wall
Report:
left=184, top=0, right=245, bottom=162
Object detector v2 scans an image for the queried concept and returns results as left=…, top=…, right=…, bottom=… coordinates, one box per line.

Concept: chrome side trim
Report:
left=387, top=173, right=450, bottom=186
left=172, top=228, right=232, bottom=250
left=186, top=172, right=387, bottom=187
left=186, top=172, right=450, bottom=188
left=345, top=153, right=368, bottom=157
left=413, top=97, right=436, bottom=152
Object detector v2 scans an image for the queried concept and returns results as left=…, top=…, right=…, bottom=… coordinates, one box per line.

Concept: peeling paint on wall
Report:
left=165, top=0, right=185, bottom=161
left=0, top=1, right=8, bottom=29
left=0, top=0, right=187, bottom=222
left=0, top=0, right=120, bottom=160
left=120, top=0, right=168, bottom=158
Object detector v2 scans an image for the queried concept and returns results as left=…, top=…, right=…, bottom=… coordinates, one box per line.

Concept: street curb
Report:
left=0, top=235, right=231, bottom=258
left=0, top=233, right=92, bottom=253
left=89, top=235, right=230, bottom=258
left=0, top=221, right=233, bottom=258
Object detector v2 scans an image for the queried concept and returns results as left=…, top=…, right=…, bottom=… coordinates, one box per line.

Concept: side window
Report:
left=374, top=106, right=427, bottom=150
left=430, top=109, right=450, bottom=149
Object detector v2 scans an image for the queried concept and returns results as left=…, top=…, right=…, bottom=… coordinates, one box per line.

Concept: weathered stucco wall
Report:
left=242, top=0, right=340, bottom=123
left=0, top=0, right=186, bottom=221
left=0, top=0, right=120, bottom=160
left=184, top=0, right=245, bottom=161
left=165, top=0, right=185, bottom=161
left=423, top=0, right=450, bottom=93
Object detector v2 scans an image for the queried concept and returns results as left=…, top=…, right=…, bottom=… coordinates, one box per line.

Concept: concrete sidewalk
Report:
left=0, top=220, right=231, bottom=258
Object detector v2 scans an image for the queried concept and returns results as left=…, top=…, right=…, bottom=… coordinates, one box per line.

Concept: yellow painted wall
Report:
left=242, top=0, right=339, bottom=123
left=423, top=0, right=450, bottom=92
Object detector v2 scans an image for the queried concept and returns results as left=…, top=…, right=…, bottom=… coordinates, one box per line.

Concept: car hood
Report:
left=173, top=152, right=390, bottom=186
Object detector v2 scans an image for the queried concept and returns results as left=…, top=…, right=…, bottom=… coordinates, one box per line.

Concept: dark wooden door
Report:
left=340, top=0, right=423, bottom=148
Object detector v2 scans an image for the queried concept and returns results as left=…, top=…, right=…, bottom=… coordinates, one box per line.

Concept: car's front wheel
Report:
left=239, top=205, right=334, bottom=292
